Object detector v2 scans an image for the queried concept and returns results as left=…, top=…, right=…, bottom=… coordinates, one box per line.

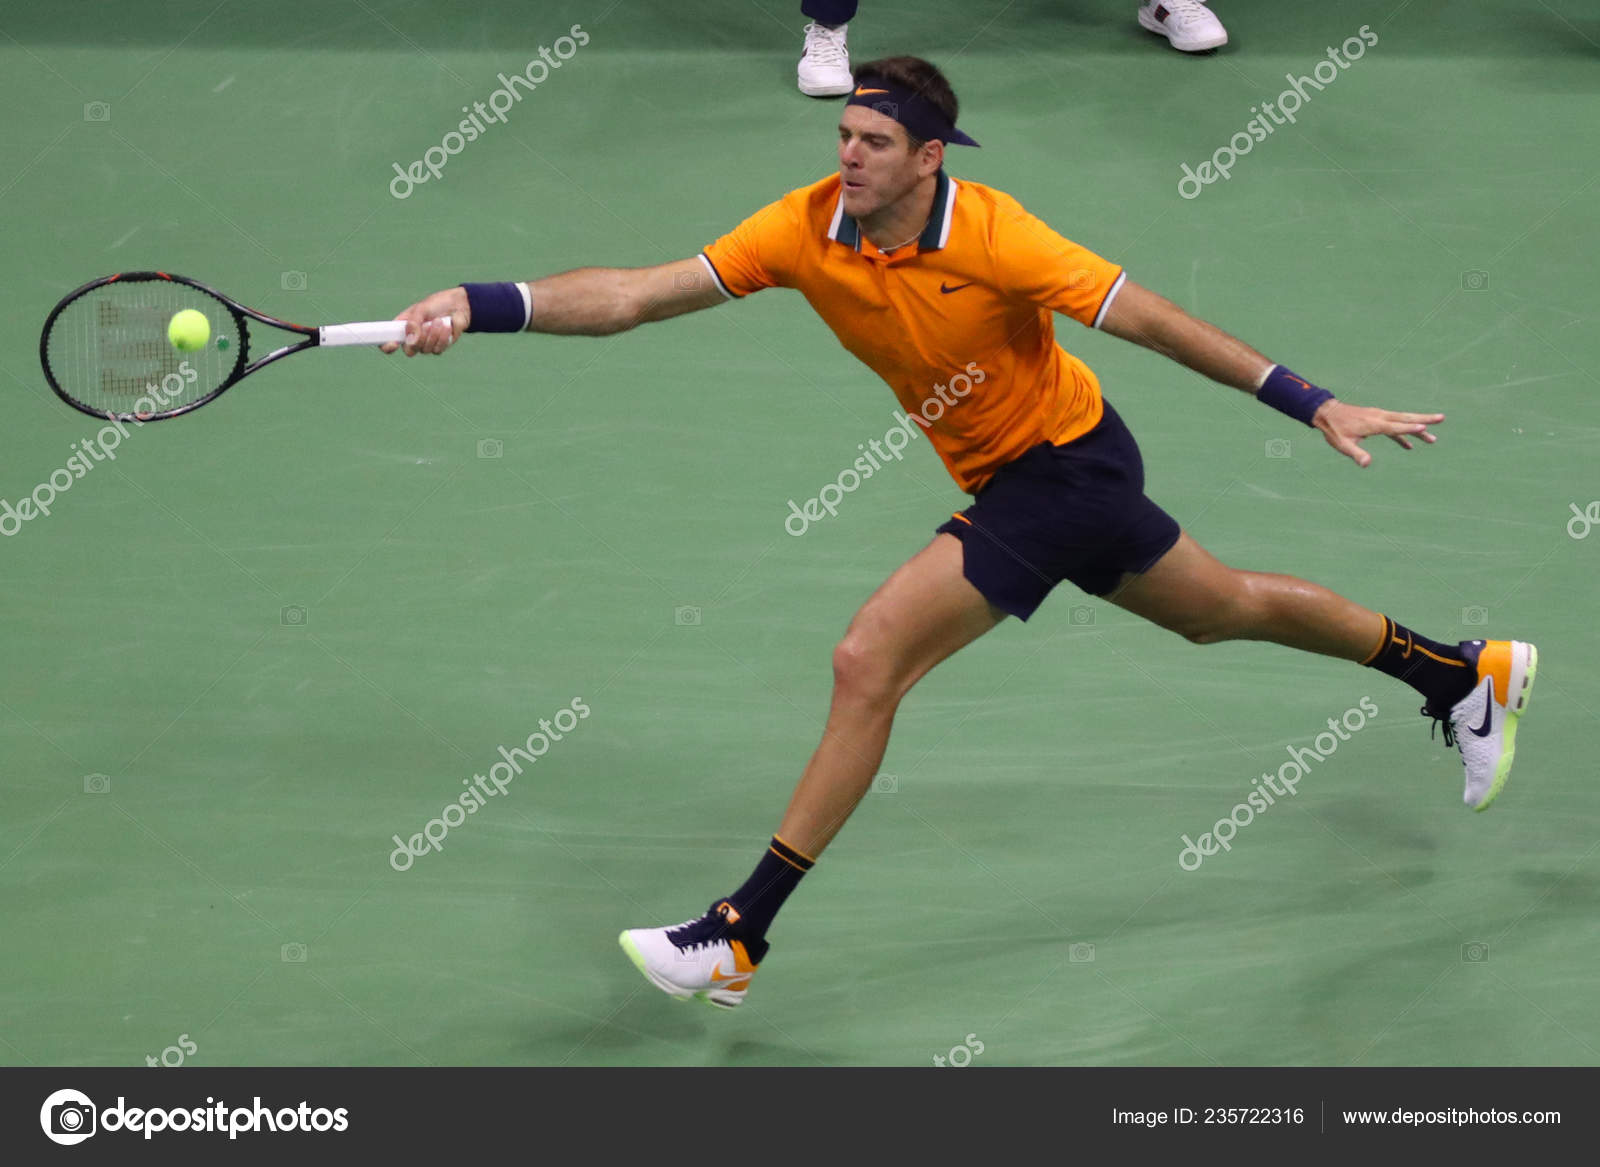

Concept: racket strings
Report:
left=45, top=279, right=243, bottom=418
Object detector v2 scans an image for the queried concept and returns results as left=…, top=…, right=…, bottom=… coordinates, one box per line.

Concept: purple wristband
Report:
left=461, top=282, right=527, bottom=333
left=1257, top=365, right=1334, bottom=426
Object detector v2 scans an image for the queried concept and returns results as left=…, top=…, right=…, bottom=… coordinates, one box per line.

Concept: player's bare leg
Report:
left=620, top=533, right=1004, bottom=1006
left=1104, top=531, right=1383, bottom=658
left=774, top=533, right=1006, bottom=857
left=1107, top=531, right=1536, bottom=811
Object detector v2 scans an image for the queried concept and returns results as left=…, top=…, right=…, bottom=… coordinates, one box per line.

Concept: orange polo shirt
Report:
left=700, top=171, right=1126, bottom=493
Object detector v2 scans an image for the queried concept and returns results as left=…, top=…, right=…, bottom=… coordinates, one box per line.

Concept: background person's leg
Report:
left=802, top=0, right=857, bottom=24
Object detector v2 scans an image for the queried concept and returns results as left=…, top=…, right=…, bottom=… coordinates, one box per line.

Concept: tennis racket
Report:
left=39, top=271, right=447, bottom=422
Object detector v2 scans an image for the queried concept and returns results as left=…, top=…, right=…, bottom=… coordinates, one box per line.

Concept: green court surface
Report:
left=2, top=0, right=1597, bottom=1067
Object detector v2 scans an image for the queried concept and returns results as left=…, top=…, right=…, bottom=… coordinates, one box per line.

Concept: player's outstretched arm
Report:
left=383, top=257, right=725, bottom=356
left=1098, top=278, right=1444, bottom=468
left=1099, top=278, right=1272, bottom=390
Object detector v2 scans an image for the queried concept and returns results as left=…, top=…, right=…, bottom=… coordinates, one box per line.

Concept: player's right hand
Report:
left=383, top=287, right=470, bottom=356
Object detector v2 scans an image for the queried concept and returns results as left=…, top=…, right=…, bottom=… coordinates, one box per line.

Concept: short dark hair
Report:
left=851, top=56, right=959, bottom=151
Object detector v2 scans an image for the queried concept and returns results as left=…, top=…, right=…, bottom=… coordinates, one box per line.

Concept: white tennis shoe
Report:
left=798, top=22, right=852, bottom=97
left=1138, top=1, right=1229, bottom=52
left=620, top=901, right=762, bottom=1009
left=1430, top=639, right=1538, bottom=811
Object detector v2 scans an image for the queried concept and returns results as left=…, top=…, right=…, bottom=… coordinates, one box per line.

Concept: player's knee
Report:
left=831, top=628, right=902, bottom=706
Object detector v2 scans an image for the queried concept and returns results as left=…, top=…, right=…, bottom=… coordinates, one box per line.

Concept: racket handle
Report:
left=319, top=316, right=452, bottom=347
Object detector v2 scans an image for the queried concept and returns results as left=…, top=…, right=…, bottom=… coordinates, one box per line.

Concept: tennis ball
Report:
left=167, top=308, right=210, bottom=352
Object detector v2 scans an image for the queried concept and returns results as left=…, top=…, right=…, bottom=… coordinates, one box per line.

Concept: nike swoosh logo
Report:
left=854, top=86, right=889, bottom=95
left=710, top=961, right=746, bottom=986
left=940, top=282, right=973, bottom=294
left=1469, top=678, right=1495, bottom=737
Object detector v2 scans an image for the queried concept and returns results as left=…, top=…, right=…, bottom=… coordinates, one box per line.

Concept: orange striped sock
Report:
left=1363, top=616, right=1475, bottom=712
left=718, top=835, right=815, bottom=946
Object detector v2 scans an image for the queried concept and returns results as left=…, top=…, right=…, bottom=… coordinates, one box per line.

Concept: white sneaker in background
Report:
left=1137, top=1, right=1229, bottom=52
left=798, top=21, right=852, bottom=97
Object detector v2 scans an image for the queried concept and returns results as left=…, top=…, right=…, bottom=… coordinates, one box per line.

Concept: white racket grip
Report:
left=319, top=316, right=452, bottom=347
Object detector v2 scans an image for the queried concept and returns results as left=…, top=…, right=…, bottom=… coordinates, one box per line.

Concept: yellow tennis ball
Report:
left=167, top=308, right=210, bottom=352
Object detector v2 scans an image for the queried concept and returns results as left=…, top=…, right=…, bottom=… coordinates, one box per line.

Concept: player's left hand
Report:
left=1312, top=400, right=1443, bottom=468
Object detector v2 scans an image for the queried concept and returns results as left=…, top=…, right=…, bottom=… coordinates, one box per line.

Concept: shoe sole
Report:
left=1137, top=9, right=1227, bottom=51
left=1472, top=642, right=1536, bottom=812
left=798, top=79, right=853, bottom=98
left=617, top=931, right=743, bottom=1009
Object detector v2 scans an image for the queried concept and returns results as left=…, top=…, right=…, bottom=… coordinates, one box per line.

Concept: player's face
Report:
left=838, top=105, right=927, bottom=219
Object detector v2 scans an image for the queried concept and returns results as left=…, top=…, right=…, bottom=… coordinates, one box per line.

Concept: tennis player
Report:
left=385, top=56, right=1536, bottom=1009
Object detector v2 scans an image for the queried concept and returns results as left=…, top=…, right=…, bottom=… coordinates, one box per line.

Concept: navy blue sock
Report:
left=713, top=836, right=815, bottom=956
left=1363, top=616, right=1476, bottom=712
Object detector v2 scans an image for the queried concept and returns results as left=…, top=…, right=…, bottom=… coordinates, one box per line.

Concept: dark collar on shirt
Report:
left=828, top=169, right=955, bottom=254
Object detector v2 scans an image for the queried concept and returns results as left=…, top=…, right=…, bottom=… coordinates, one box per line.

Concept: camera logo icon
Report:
left=1461, top=606, right=1489, bottom=626
left=1069, top=942, right=1096, bottom=963
left=40, top=1089, right=97, bottom=1145
left=477, top=438, right=503, bottom=459
left=871, top=773, right=898, bottom=794
left=673, top=270, right=704, bottom=291
left=280, top=271, right=308, bottom=291
left=1265, top=438, right=1292, bottom=459
left=83, top=773, right=111, bottom=794
left=674, top=606, right=702, bottom=627
left=1461, top=941, right=1489, bottom=963
left=1567, top=501, right=1600, bottom=540
left=1461, top=270, right=1489, bottom=291
left=281, top=605, right=307, bottom=627
left=1068, top=605, right=1095, bottom=626
left=83, top=102, right=111, bottom=122
left=281, top=942, right=307, bottom=963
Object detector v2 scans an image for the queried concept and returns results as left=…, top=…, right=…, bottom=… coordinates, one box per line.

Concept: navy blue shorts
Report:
left=935, top=400, right=1181, bottom=620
